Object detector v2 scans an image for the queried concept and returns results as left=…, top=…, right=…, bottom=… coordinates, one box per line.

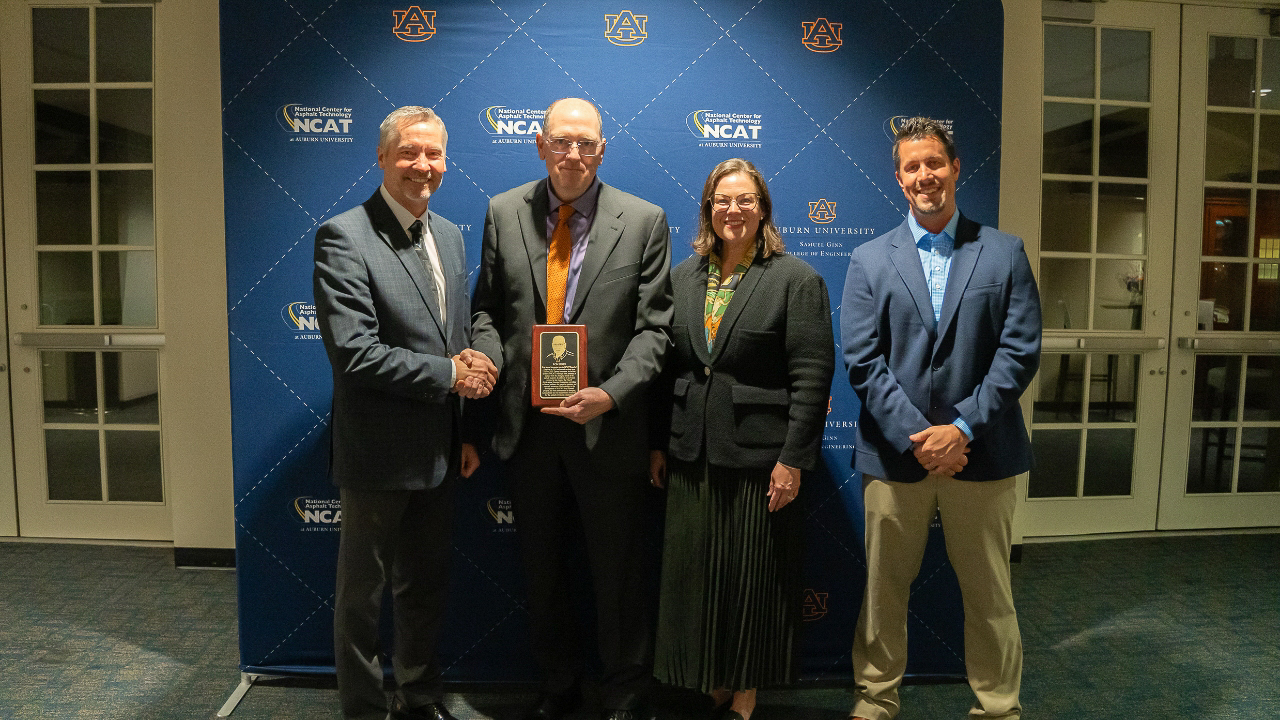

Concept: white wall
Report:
left=155, top=0, right=235, bottom=550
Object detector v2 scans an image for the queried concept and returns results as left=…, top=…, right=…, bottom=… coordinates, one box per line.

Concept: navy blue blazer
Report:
left=840, top=214, right=1041, bottom=482
left=314, top=190, right=470, bottom=490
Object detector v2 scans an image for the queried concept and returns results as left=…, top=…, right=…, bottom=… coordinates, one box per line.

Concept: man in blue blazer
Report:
left=841, top=117, right=1041, bottom=720
left=315, top=107, right=497, bottom=720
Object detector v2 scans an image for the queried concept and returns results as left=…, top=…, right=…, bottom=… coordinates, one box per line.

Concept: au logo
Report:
left=801, top=18, right=842, bottom=53
left=604, top=10, right=647, bottom=46
left=808, top=199, right=837, bottom=224
left=393, top=6, right=436, bottom=42
left=802, top=589, right=829, bottom=621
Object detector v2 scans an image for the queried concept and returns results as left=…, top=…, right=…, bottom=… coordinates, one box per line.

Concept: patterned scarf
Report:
left=704, top=242, right=757, bottom=352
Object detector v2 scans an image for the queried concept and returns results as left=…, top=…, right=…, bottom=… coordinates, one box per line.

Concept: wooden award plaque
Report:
left=532, top=324, right=587, bottom=407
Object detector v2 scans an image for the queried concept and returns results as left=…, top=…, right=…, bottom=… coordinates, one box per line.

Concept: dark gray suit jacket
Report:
left=655, top=251, right=834, bottom=471
left=840, top=214, right=1042, bottom=482
left=314, top=190, right=469, bottom=490
left=470, top=178, right=673, bottom=471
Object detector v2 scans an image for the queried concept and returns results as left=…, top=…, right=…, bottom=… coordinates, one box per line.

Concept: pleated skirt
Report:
left=653, top=458, right=803, bottom=693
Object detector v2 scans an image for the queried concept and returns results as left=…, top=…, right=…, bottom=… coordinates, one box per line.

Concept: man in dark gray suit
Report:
left=470, top=98, right=672, bottom=720
left=841, top=117, right=1041, bottom=720
left=315, top=106, right=497, bottom=720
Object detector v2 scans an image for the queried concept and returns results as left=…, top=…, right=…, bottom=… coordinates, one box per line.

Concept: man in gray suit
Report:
left=841, top=117, right=1041, bottom=720
left=315, top=106, right=497, bottom=720
left=470, top=98, right=672, bottom=720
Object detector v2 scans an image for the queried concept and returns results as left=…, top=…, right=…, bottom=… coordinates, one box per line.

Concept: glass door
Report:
left=1021, top=1, right=1180, bottom=535
left=1, top=2, right=170, bottom=540
left=1160, top=5, right=1280, bottom=529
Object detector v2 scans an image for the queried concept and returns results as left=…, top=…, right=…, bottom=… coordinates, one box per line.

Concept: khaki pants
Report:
left=851, top=474, right=1022, bottom=720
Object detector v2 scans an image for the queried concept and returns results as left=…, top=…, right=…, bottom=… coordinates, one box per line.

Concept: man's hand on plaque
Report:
left=540, top=386, right=614, bottom=424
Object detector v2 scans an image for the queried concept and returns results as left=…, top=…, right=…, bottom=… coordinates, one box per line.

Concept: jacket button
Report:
left=703, top=366, right=711, bottom=376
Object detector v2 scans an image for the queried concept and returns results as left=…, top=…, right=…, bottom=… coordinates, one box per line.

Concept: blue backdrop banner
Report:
left=221, top=0, right=1004, bottom=682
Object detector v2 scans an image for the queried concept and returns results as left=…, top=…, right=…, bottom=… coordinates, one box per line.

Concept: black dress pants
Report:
left=507, top=413, right=654, bottom=711
left=334, top=482, right=454, bottom=720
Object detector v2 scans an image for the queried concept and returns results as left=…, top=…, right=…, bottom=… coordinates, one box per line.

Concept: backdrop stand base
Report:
left=217, top=672, right=277, bottom=717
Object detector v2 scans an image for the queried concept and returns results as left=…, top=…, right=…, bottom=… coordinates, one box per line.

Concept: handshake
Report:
left=451, top=348, right=498, bottom=399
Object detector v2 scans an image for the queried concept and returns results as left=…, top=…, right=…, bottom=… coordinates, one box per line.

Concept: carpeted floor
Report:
left=0, top=532, right=1276, bottom=719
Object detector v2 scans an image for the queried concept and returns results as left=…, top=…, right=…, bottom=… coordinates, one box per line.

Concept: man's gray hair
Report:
left=379, top=106, right=447, bottom=154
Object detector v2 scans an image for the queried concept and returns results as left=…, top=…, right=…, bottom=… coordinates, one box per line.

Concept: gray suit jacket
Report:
left=470, top=178, right=673, bottom=470
left=655, top=252, right=834, bottom=471
left=314, top=190, right=469, bottom=490
left=840, top=214, right=1042, bottom=482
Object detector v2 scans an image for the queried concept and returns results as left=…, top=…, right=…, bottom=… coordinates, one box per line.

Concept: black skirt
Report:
left=653, top=458, right=802, bottom=693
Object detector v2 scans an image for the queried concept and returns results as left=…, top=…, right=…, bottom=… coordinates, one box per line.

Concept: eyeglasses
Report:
left=546, top=137, right=602, bottom=157
left=711, top=193, right=759, bottom=211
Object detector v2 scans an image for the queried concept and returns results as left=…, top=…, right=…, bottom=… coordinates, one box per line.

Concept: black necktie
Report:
left=408, top=219, right=441, bottom=315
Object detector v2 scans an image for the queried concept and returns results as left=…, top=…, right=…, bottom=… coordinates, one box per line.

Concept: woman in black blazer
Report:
left=650, top=158, right=835, bottom=719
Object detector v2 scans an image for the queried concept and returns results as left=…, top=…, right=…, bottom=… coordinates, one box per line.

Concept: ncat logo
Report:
left=278, top=105, right=354, bottom=143
left=604, top=10, right=647, bottom=46
left=884, top=115, right=908, bottom=139
left=801, top=18, right=842, bottom=52
left=282, top=301, right=319, bottom=333
left=686, top=110, right=763, bottom=147
left=808, top=199, right=837, bottom=224
left=393, top=6, right=436, bottom=42
left=802, top=589, right=829, bottom=621
left=487, top=497, right=515, bottom=530
left=883, top=115, right=955, bottom=140
left=479, top=106, right=544, bottom=140
left=294, top=497, right=341, bottom=531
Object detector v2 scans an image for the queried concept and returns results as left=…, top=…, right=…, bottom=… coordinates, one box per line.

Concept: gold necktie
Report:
left=546, top=204, right=574, bottom=324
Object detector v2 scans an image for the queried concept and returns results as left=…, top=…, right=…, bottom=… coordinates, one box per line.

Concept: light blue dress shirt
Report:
left=906, top=211, right=972, bottom=441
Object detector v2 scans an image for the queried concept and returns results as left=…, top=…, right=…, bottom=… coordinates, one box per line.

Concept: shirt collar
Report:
left=547, top=176, right=602, bottom=218
left=908, top=209, right=959, bottom=251
left=379, top=183, right=427, bottom=235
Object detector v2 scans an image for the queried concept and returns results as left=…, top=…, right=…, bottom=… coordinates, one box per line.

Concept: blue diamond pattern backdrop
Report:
left=220, top=0, right=1004, bottom=680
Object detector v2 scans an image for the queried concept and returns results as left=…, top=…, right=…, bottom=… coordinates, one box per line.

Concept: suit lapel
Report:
left=567, top=183, right=624, bottom=323
left=935, top=214, right=981, bottom=347
left=709, top=254, right=765, bottom=363
left=682, top=256, right=714, bottom=367
left=520, top=181, right=551, bottom=315
left=888, top=221, right=937, bottom=333
left=369, top=192, right=445, bottom=337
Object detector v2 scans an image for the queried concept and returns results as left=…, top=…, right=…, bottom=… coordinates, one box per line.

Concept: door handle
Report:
left=13, top=333, right=166, bottom=348
left=1176, top=336, right=1280, bottom=352
left=1041, top=336, right=1166, bottom=351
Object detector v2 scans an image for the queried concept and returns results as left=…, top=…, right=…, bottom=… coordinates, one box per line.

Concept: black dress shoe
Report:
left=392, top=702, right=459, bottom=720
left=521, top=687, right=582, bottom=720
